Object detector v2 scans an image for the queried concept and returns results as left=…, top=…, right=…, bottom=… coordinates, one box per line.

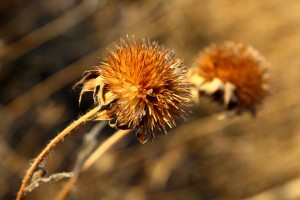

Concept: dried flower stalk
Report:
left=17, top=36, right=191, bottom=200
left=16, top=107, right=100, bottom=200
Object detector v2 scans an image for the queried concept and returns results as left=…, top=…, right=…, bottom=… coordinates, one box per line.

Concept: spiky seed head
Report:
left=76, top=36, right=191, bottom=143
left=192, top=41, right=270, bottom=116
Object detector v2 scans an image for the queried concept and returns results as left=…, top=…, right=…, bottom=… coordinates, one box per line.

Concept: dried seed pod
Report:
left=76, top=36, right=191, bottom=143
left=190, top=41, right=270, bottom=117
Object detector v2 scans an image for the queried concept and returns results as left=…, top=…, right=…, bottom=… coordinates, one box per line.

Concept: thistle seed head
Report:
left=191, top=41, right=270, bottom=116
left=76, top=36, right=191, bottom=143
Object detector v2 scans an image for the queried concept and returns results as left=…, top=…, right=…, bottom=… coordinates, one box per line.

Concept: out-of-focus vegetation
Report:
left=1, top=0, right=300, bottom=199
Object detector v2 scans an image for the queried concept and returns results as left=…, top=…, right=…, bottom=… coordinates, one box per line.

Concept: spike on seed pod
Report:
left=190, top=41, right=270, bottom=117
left=76, top=36, right=191, bottom=143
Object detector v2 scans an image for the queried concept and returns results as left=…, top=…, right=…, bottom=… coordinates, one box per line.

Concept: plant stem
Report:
left=16, top=107, right=100, bottom=200
left=55, top=129, right=129, bottom=200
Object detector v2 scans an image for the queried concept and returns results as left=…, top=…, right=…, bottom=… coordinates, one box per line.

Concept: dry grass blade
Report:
left=55, top=129, right=129, bottom=200
left=0, top=0, right=106, bottom=64
left=242, top=177, right=300, bottom=200
left=72, top=122, right=107, bottom=174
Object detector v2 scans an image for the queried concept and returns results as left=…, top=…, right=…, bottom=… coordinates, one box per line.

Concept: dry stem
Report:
left=55, top=129, right=129, bottom=200
left=24, top=172, right=74, bottom=194
left=73, top=122, right=107, bottom=174
left=16, top=107, right=100, bottom=200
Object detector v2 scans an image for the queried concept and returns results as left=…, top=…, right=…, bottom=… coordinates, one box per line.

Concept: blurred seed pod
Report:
left=189, top=41, right=270, bottom=118
left=76, top=36, right=191, bottom=143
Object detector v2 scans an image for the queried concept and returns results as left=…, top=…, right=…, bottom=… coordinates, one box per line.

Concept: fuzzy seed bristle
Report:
left=192, top=41, right=270, bottom=115
left=76, top=36, right=191, bottom=143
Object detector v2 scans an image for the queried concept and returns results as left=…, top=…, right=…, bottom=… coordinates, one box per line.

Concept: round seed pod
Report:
left=76, top=36, right=191, bottom=143
left=191, top=41, right=270, bottom=116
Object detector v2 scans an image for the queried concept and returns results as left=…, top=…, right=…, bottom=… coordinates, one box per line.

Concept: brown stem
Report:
left=55, top=129, right=129, bottom=200
left=16, top=107, right=100, bottom=200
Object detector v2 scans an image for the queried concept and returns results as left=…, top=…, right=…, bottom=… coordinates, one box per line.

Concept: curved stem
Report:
left=16, top=107, right=99, bottom=200
left=55, top=129, right=129, bottom=200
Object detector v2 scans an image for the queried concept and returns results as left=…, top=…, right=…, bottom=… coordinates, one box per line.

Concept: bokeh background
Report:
left=1, top=0, right=300, bottom=199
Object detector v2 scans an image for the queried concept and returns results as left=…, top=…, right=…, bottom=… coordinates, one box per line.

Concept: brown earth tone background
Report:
left=0, top=0, right=300, bottom=199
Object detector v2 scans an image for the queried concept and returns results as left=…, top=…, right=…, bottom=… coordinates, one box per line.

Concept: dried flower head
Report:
left=189, top=41, right=270, bottom=117
left=76, top=37, right=191, bottom=143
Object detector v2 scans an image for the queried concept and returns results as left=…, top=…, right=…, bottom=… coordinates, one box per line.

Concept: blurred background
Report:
left=1, top=0, right=300, bottom=199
